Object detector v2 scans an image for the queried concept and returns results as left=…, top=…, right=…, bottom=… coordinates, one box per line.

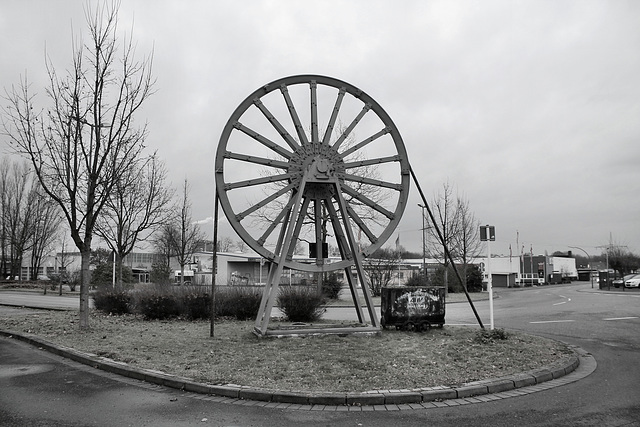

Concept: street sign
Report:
left=480, top=225, right=495, bottom=241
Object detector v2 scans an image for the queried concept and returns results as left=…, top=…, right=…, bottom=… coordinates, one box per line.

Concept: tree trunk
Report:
left=79, top=248, right=91, bottom=329
left=16, top=255, right=23, bottom=281
left=444, top=266, right=449, bottom=295
left=118, top=255, right=124, bottom=292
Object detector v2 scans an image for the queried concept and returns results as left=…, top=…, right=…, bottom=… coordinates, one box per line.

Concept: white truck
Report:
left=551, top=256, right=578, bottom=282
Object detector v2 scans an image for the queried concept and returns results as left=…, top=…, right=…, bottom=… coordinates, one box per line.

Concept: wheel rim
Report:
left=215, top=75, right=410, bottom=272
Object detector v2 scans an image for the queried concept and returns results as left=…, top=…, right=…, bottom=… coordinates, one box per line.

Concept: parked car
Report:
left=613, top=274, right=638, bottom=288
left=624, top=275, right=640, bottom=288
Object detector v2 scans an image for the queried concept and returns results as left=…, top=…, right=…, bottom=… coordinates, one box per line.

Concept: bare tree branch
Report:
left=95, top=153, right=173, bottom=290
left=172, top=179, right=205, bottom=285
left=2, top=2, right=154, bottom=328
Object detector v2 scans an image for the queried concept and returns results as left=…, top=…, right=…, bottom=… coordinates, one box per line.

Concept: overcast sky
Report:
left=2, top=0, right=639, bottom=258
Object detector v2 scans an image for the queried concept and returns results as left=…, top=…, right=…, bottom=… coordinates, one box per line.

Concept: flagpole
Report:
left=516, top=230, right=520, bottom=284
left=521, top=245, right=524, bottom=285
left=530, top=245, right=534, bottom=283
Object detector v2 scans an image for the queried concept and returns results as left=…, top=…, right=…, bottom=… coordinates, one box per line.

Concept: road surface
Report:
left=1, top=283, right=639, bottom=426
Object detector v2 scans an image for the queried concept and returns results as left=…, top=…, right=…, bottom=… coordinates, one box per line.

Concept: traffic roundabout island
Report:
left=0, top=328, right=596, bottom=410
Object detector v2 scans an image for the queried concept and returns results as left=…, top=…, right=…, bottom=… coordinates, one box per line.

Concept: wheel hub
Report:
left=288, top=143, right=344, bottom=199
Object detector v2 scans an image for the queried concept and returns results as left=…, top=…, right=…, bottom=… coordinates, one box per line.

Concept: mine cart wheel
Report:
left=404, top=321, right=416, bottom=331
left=215, top=75, right=410, bottom=272
left=419, top=321, right=431, bottom=331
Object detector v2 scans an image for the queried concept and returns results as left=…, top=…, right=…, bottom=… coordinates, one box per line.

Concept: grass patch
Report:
left=0, top=308, right=573, bottom=393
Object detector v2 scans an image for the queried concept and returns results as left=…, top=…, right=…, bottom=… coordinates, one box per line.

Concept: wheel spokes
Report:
left=310, top=81, right=319, bottom=144
left=342, top=174, right=403, bottom=191
left=224, top=151, right=289, bottom=170
left=343, top=154, right=401, bottom=169
left=224, top=173, right=291, bottom=191
left=234, top=122, right=293, bottom=159
left=253, top=98, right=300, bottom=151
left=279, top=84, right=309, bottom=146
left=341, top=183, right=394, bottom=219
left=257, top=194, right=296, bottom=246
left=345, top=203, right=378, bottom=245
left=332, top=103, right=372, bottom=151
left=340, top=127, right=391, bottom=158
left=236, top=182, right=296, bottom=221
left=322, top=87, right=346, bottom=145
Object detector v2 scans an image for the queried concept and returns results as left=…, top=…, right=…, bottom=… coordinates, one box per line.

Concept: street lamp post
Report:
left=418, top=204, right=426, bottom=282
left=568, top=246, right=593, bottom=289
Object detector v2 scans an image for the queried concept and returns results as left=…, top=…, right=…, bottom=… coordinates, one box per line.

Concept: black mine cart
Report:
left=380, top=286, right=445, bottom=331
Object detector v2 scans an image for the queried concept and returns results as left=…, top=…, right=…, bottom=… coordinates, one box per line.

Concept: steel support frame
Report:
left=253, top=177, right=379, bottom=337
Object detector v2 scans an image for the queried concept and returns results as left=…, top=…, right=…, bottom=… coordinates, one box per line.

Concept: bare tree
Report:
left=0, top=158, right=9, bottom=278
left=2, top=161, right=37, bottom=280
left=425, top=182, right=483, bottom=293
left=606, top=243, right=639, bottom=278
left=426, top=181, right=459, bottom=294
left=29, top=186, right=63, bottom=281
left=234, top=239, right=247, bottom=253
left=0, top=161, right=60, bottom=283
left=95, top=154, right=172, bottom=290
left=2, top=3, right=154, bottom=327
left=172, top=179, right=205, bottom=285
left=217, top=237, right=234, bottom=252
left=363, top=247, right=399, bottom=297
left=56, top=235, right=74, bottom=294
left=153, top=222, right=178, bottom=268
left=451, top=194, right=482, bottom=287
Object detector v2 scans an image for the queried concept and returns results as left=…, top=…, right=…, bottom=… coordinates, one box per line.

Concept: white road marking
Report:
left=447, top=323, right=479, bottom=326
left=529, top=320, right=575, bottom=324
left=603, top=317, right=639, bottom=321
left=553, top=302, right=567, bottom=306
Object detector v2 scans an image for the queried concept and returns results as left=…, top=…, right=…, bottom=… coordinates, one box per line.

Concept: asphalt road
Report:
left=0, top=291, right=92, bottom=310
left=1, top=283, right=639, bottom=426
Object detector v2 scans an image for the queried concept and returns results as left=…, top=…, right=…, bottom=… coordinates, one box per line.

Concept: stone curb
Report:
left=0, top=329, right=581, bottom=407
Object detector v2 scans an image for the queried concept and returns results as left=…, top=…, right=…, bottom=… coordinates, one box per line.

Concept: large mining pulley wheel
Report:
left=215, top=75, right=410, bottom=273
